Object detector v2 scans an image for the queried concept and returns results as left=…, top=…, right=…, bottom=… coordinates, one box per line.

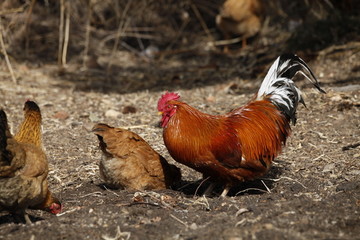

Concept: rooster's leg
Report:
left=220, top=185, right=231, bottom=197
left=202, top=182, right=215, bottom=196
left=24, top=212, right=32, bottom=224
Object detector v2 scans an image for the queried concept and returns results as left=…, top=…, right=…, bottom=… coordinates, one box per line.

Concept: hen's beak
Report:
left=158, top=111, right=163, bottom=115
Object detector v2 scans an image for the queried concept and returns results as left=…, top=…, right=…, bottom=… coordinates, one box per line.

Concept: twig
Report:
left=261, top=180, right=271, bottom=193
left=61, top=0, right=70, bottom=66
left=211, top=37, right=244, bottom=47
left=235, top=188, right=269, bottom=196
left=58, top=0, right=65, bottom=65
left=194, top=176, right=210, bottom=197
left=0, top=20, right=17, bottom=84
left=106, top=0, right=132, bottom=73
left=318, top=41, right=360, bottom=59
left=82, top=0, right=93, bottom=68
left=235, top=208, right=250, bottom=217
left=100, top=32, right=160, bottom=45
left=170, top=214, right=188, bottom=227
left=24, top=0, right=36, bottom=57
left=189, top=0, right=213, bottom=41
left=102, top=185, right=120, bottom=197
left=79, top=191, right=103, bottom=198
left=311, top=130, right=327, bottom=140
left=129, top=202, right=160, bottom=207
left=0, top=5, right=27, bottom=15
left=234, top=218, right=247, bottom=227
left=263, top=176, right=307, bottom=189
left=56, top=206, right=81, bottom=216
left=313, top=153, right=325, bottom=161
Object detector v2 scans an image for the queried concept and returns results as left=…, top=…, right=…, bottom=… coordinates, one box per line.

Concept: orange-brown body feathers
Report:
left=92, top=123, right=181, bottom=191
left=158, top=54, right=325, bottom=196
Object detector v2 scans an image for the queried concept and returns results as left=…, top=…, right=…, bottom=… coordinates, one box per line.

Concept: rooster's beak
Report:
left=158, top=112, right=163, bottom=115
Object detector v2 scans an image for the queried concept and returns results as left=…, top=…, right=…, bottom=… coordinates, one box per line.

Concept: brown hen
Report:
left=0, top=101, right=61, bottom=224
left=92, top=123, right=181, bottom=190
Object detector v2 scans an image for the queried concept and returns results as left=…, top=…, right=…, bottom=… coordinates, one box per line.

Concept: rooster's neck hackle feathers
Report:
left=256, top=54, right=325, bottom=124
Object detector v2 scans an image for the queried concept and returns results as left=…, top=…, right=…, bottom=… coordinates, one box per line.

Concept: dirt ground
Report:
left=0, top=41, right=360, bottom=240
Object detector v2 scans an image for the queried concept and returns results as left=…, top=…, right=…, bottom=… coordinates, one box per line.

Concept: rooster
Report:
left=0, top=101, right=61, bottom=223
left=158, top=54, right=325, bottom=197
left=92, top=123, right=181, bottom=190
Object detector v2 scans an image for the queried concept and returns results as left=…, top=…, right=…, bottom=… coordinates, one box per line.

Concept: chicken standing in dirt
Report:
left=0, top=101, right=62, bottom=223
left=158, top=54, right=326, bottom=197
left=92, top=123, right=181, bottom=190
left=216, top=0, right=263, bottom=52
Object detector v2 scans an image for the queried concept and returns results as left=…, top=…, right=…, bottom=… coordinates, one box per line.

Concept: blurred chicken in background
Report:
left=216, top=0, right=264, bottom=53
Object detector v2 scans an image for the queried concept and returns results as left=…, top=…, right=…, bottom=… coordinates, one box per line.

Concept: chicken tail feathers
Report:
left=0, top=110, right=7, bottom=149
left=256, top=54, right=326, bottom=124
left=0, top=110, right=10, bottom=163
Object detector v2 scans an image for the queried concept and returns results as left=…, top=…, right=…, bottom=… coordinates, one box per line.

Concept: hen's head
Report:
left=24, top=100, right=40, bottom=112
left=157, top=92, right=180, bottom=128
left=48, top=202, right=62, bottom=215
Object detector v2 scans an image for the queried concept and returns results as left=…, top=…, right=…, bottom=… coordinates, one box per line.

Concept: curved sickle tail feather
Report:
left=257, top=54, right=326, bottom=124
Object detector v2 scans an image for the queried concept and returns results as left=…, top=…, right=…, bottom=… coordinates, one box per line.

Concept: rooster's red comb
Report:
left=157, top=92, right=180, bottom=111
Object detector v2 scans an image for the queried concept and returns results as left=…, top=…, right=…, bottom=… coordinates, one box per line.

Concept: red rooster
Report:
left=158, top=54, right=325, bottom=197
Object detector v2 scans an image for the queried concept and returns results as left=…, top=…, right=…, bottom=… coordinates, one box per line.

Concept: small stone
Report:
left=330, top=95, right=342, bottom=102
left=189, top=223, right=197, bottom=230
left=206, top=95, right=216, bottom=102
left=53, top=111, right=69, bottom=120
left=323, top=163, right=335, bottom=172
left=122, top=106, right=137, bottom=114
left=89, top=113, right=99, bottom=122
left=105, top=109, right=120, bottom=118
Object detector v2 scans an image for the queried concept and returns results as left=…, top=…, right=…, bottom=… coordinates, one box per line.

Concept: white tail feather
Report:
left=256, top=54, right=325, bottom=124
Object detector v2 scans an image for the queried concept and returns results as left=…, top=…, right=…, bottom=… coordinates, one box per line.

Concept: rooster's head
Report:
left=157, top=92, right=180, bottom=128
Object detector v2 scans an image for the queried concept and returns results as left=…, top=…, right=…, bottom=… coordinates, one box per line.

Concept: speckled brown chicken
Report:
left=92, top=123, right=181, bottom=190
left=0, top=101, right=62, bottom=224
left=216, top=0, right=264, bottom=52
